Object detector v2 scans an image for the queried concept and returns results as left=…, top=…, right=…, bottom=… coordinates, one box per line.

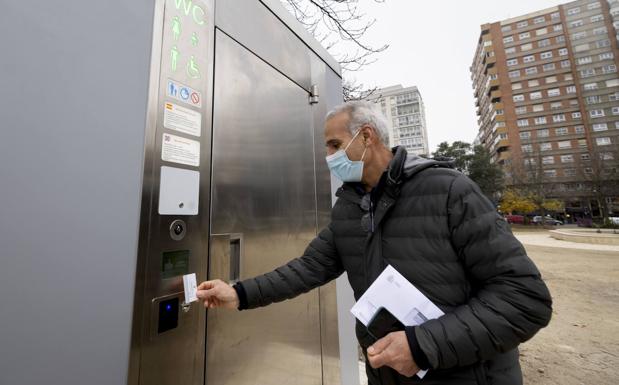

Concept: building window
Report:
left=507, top=58, right=519, bottom=66
left=558, top=140, right=572, bottom=149
left=599, top=52, right=614, bottom=61
left=577, top=56, right=592, bottom=65
left=540, top=142, right=552, bottom=151
left=596, top=39, right=611, bottom=49
left=521, top=144, right=533, bottom=153
left=521, top=43, right=533, bottom=51
left=584, top=82, right=598, bottom=90
left=501, top=25, right=512, bottom=33
left=593, top=123, right=608, bottom=131
left=602, top=65, right=617, bottom=74
left=590, top=109, right=605, bottom=118
left=538, top=38, right=551, bottom=48
left=540, top=51, right=553, bottom=60
left=524, top=158, right=537, bottom=166
left=565, top=168, right=577, bottom=176
left=517, top=21, right=529, bottom=28
left=581, top=154, right=591, bottom=161
left=543, top=156, right=555, bottom=164
left=536, top=28, right=548, bottom=36
left=520, top=131, right=531, bottom=139
left=558, top=48, right=568, bottom=56
left=515, top=106, right=527, bottom=114
left=572, top=32, right=587, bottom=41
left=580, top=68, right=596, bottom=78
left=575, top=125, right=585, bottom=134
left=548, top=88, right=561, bottom=97
left=564, top=73, right=573, bottom=81
left=529, top=79, right=540, bottom=87
left=612, top=107, right=619, bottom=115
left=570, top=19, right=584, bottom=28
left=534, top=16, right=546, bottom=24
left=572, top=112, right=582, bottom=119
left=503, top=36, right=514, bottom=44
left=537, top=129, right=550, bottom=138
left=593, top=27, right=607, bottom=35
left=517, top=118, right=530, bottom=127
left=506, top=47, right=517, bottom=54
left=512, top=82, right=523, bottom=90
left=524, top=55, right=535, bottom=63
left=530, top=91, right=543, bottom=100
left=591, top=14, right=604, bottom=23
left=584, top=167, right=593, bottom=175
left=579, top=139, right=588, bottom=148
left=534, top=116, right=547, bottom=125
left=555, top=127, right=569, bottom=135
left=553, top=114, right=566, bottom=122
left=567, top=7, right=581, bottom=15
left=586, top=95, right=602, bottom=104
left=596, top=137, right=611, bottom=146
left=509, top=70, right=521, bottom=78
left=543, top=63, right=556, bottom=72
left=561, top=155, right=574, bottom=164
left=545, top=75, right=557, bottom=84
left=519, top=32, right=531, bottom=40
left=513, top=94, right=525, bottom=102
left=525, top=67, right=538, bottom=75
left=587, top=2, right=601, bottom=10
left=566, top=85, right=577, bottom=94
left=561, top=60, right=571, bottom=68
left=550, top=102, right=562, bottom=110
left=533, top=104, right=545, bottom=112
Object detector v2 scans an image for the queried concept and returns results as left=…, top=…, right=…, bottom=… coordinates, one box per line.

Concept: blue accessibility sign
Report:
left=180, top=87, right=190, bottom=100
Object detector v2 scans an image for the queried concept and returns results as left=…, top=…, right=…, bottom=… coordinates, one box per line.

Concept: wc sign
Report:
left=173, top=0, right=205, bottom=26
left=167, top=79, right=202, bottom=108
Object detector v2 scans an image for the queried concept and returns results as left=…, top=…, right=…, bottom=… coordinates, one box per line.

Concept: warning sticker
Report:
left=164, top=103, right=202, bottom=137
left=162, top=133, right=200, bottom=167
left=166, top=79, right=202, bottom=108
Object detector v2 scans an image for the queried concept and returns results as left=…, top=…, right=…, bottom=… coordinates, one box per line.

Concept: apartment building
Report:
left=471, top=0, right=619, bottom=218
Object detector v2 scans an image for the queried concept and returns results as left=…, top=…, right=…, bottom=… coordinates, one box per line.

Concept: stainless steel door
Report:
left=206, top=31, right=323, bottom=385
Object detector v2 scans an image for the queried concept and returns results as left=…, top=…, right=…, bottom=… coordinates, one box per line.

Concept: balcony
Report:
left=490, top=90, right=502, bottom=102
left=498, top=151, right=511, bottom=162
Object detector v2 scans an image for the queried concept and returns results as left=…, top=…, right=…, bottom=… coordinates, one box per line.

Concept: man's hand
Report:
left=367, top=331, right=419, bottom=377
left=196, top=279, right=239, bottom=309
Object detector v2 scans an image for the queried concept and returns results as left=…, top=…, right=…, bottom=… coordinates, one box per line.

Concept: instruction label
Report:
left=162, top=133, right=200, bottom=167
left=164, top=102, right=202, bottom=137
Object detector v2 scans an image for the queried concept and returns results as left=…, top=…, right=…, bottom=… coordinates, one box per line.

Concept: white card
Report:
left=183, top=273, right=198, bottom=303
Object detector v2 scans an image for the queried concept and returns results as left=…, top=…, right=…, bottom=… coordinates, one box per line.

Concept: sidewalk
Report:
left=513, top=231, right=619, bottom=252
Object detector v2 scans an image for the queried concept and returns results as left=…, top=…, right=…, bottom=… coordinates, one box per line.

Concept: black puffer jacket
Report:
left=238, top=146, right=552, bottom=385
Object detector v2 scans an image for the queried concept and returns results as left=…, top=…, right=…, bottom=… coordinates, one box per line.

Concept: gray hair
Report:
left=325, top=101, right=390, bottom=147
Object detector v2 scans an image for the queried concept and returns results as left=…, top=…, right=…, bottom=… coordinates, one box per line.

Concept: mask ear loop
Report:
left=360, top=146, right=368, bottom=162
left=344, top=128, right=362, bottom=152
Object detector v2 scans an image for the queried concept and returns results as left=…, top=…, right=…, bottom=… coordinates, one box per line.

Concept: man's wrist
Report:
left=405, top=326, right=431, bottom=370
left=232, top=282, right=248, bottom=310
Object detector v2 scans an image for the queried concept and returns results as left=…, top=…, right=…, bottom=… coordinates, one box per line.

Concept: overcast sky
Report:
left=348, top=0, right=568, bottom=153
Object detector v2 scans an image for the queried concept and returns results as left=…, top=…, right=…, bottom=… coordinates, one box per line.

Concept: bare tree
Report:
left=282, top=0, right=388, bottom=100
left=577, top=146, right=619, bottom=221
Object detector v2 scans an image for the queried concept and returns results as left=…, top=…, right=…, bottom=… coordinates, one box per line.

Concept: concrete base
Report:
left=549, top=229, right=619, bottom=246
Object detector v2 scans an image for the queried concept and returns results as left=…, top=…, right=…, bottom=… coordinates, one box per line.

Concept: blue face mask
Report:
left=325, top=129, right=368, bottom=182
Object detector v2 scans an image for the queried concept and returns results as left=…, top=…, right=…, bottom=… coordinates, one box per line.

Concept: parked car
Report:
left=532, top=215, right=563, bottom=225
left=504, top=214, right=525, bottom=224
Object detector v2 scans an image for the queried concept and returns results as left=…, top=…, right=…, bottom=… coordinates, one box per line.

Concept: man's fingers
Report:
left=197, top=280, right=216, bottom=290
left=367, top=350, right=389, bottom=369
left=367, top=333, right=393, bottom=356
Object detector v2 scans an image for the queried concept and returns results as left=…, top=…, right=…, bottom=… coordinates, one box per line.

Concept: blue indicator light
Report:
left=166, top=304, right=172, bottom=311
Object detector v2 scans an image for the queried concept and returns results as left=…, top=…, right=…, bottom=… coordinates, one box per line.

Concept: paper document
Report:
left=183, top=273, right=198, bottom=304
left=351, top=265, right=444, bottom=379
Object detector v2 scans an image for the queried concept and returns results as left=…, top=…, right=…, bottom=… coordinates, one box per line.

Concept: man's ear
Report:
left=362, top=125, right=377, bottom=146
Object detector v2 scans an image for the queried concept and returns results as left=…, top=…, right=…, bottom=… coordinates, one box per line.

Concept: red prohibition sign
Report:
left=190, top=92, right=200, bottom=105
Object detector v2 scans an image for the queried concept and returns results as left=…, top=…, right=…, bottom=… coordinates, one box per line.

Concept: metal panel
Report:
left=206, top=31, right=322, bottom=385
left=128, top=1, right=215, bottom=385
left=0, top=1, right=155, bottom=384
left=215, top=0, right=312, bottom=91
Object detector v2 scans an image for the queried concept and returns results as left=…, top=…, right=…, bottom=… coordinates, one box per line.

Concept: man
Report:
left=197, top=101, right=552, bottom=385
